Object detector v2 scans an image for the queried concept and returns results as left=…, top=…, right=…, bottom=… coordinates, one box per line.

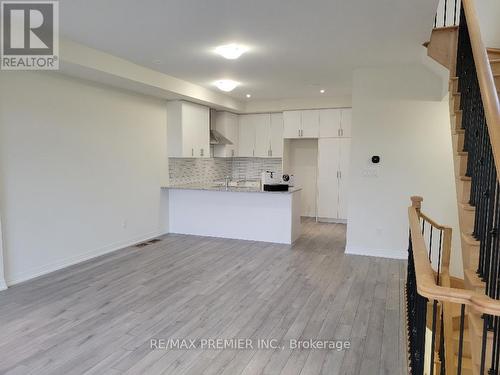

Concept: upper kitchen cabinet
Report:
left=283, top=110, right=319, bottom=139
left=270, top=113, right=284, bottom=157
left=340, top=108, right=352, bottom=138
left=318, top=108, right=352, bottom=138
left=238, top=113, right=283, bottom=158
left=319, top=109, right=341, bottom=138
left=213, top=111, right=238, bottom=158
left=283, top=111, right=301, bottom=138
left=300, top=110, right=320, bottom=138
left=167, top=101, right=210, bottom=158
left=254, top=114, right=271, bottom=157
left=238, top=114, right=257, bottom=157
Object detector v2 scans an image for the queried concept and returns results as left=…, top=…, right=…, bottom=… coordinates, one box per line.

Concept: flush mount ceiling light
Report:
left=214, top=79, right=240, bottom=92
left=246, top=94, right=252, bottom=98
left=214, top=43, right=249, bottom=60
left=320, top=89, right=326, bottom=94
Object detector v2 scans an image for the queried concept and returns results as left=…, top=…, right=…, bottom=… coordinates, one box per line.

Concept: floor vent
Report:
left=135, top=238, right=162, bottom=248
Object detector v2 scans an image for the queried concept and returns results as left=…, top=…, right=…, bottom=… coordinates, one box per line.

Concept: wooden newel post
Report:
left=411, top=196, right=423, bottom=213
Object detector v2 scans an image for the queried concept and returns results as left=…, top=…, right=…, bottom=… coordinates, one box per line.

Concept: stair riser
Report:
left=457, top=178, right=471, bottom=206
left=452, top=133, right=465, bottom=154
left=455, top=154, right=468, bottom=179
left=463, top=242, right=479, bottom=271
left=488, top=50, right=500, bottom=60
left=460, top=205, right=475, bottom=235
left=492, top=61, right=500, bottom=75
left=454, top=111, right=462, bottom=131
left=453, top=95, right=461, bottom=112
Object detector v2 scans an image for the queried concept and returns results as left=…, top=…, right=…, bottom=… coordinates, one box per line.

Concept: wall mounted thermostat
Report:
left=371, top=156, right=380, bottom=164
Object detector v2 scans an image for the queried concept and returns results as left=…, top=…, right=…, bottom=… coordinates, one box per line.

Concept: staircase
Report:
left=406, top=1, right=500, bottom=374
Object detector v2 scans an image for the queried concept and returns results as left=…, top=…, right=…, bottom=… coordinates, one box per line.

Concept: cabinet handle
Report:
left=200, top=148, right=204, bottom=157
left=339, top=171, right=342, bottom=179
left=231, top=149, right=234, bottom=157
left=270, top=149, right=272, bottom=157
left=253, top=150, right=255, bottom=157
left=192, top=148, right=194, bottom=157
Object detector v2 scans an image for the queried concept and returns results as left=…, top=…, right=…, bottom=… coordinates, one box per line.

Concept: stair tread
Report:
left=460, top=202, right=475, bottom=211
left=459, top=175, right=471, bottom=181
left=464, top=268, right=484, bottom=287
left=461, top=232, right=479, bottom=246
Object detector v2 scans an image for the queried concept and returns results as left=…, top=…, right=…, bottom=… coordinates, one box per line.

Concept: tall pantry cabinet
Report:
left=317, top=108, right=351, bottom=222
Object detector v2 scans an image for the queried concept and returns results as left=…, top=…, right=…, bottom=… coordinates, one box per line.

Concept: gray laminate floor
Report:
left=0, top=219, right=407, bottom=375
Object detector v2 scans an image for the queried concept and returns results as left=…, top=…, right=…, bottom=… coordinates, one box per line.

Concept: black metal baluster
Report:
left=457, top=304, right=466, bottom=375
left=437, top=229, right=443, bottom=286
left=430, top=300, right=438, bottom=375
left=443, top=0, right=448, bottom=26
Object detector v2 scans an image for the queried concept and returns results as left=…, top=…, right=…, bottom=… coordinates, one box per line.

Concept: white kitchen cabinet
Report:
left=301, top=110, right=320, bottom=138
left=317, top=138, right=340, bottom=219
left=254, top=114, right=271, bottom=157
left=283, top=110, right=320, bottom=139
left=338, top=138, right=350, bottom=219
left=317, top=137, right=351, bottom=221
left=167, top=101, right=210, bottom=158
left=238, top=115, right=257, bottom=157
left=270, top=113, right=284, bottom=157
left=214, top=111, right=238, bottom=157
left=340, top=108, right=352, bottom=138
left=319, top=109, right=341, bottom=138
left=283, top=111, right=301, bottom=138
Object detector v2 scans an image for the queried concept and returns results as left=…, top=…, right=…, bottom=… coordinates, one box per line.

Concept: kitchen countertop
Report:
left=162, top=183, right=302, bottom=194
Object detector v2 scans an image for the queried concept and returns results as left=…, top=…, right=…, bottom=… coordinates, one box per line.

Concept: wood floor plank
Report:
left=0, top=219, right=407, bottom=375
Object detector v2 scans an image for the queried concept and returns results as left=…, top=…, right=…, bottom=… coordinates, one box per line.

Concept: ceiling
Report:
left=59, top=0, right=438, bottom=101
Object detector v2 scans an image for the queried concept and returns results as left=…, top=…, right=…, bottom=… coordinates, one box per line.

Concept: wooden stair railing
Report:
left=406, top=197, right=500, bottom=375
left=421, top=0, right=500, bottom=373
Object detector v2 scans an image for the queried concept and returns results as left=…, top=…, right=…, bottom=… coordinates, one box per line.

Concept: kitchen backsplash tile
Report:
left=231, top=158, right=282, bottom=180
left=169, top=157, right=282, bottom=185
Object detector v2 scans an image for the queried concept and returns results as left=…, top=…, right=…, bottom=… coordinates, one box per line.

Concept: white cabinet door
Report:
left=270, top=113, right=284, bottom=157
left=214, top=112, right=238, bottom=157
left=340, top=108, right=352, bottom=138
left=338, top=138, right=351, bottom=219
left=182, top=102, right=210, bottom=158
left=317, top=138, right=340, bottom=219
left=301, top=110, right=320, bottom=138
left=319, top=109, right=341, bottom=138
left=283, top=111, right=301, bottom=139
left=254, top=114, right=271, bottom=157
left=238, top=115, right=256, bottom=157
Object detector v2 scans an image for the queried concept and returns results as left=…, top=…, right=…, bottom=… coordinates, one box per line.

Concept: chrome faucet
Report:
left=224, top=176, right=231, bottom=189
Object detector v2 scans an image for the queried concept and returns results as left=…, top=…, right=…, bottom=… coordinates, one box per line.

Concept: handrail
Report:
left=462, top=0, right=500, bottom=179
left=409, top=196, right=500, bottom=316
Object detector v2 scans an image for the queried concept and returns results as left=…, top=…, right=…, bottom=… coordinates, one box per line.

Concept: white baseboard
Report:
left=6, top=230, right=169, bottom=286
left=345, top=245, right=407, bottom=260
left=0, top=278, right=7, bottom=291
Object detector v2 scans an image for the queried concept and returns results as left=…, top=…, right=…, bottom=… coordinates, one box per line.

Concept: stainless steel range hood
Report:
left=210, top=128, right=233, bottom=145
left=210, top=109, right=233, bottom=145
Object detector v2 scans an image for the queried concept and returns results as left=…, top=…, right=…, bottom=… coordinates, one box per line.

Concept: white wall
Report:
left=283, top=139, right=318, bottom=217
left=346, top=65, right=463, bottom=277
left=476, top=0, right=500, bottom=48
left=0, top=72, right=169, bottom=285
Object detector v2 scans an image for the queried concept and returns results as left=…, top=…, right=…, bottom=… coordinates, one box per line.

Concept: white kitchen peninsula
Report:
left=164, top=185, right=302, bottom=244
